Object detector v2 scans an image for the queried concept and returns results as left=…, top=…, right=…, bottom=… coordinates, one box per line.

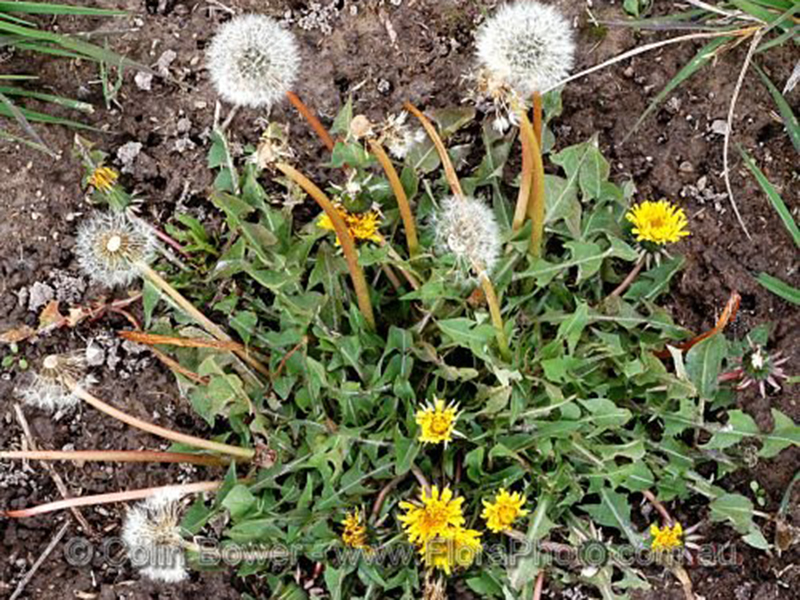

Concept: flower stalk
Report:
left=516, top=107, right=546, bottom=257
left=404, top=101, right=464, bottom=199
left=368, top=139, right=420, bottom=257
left=64, top=378, right=255, bottom=460
left=276, top=162, right=376, bottom=330
left=2, top=480, right=222, bottom=519
left=478, top=270, right=512, bottom=362
left=134, top=261, right=271, bottom=379
left=0, top=450, right=229, bottom=467
left=286, top=90, right=335, bottom=151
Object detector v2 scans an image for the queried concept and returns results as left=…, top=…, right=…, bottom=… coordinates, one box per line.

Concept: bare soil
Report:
left=0, top=1, right=797, bottom=599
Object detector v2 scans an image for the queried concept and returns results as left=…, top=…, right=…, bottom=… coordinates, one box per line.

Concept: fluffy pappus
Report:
left=122, top=490, right=189, bottom=584
left=75, top=212, right=156, bottom=288
left=17, top=353, right=88, bottom=412
left=433, top=196, right=501, bottom=278
left=206, top=14, right=300, bottom=109
left=379, top=112, right=425, bottom=159
left=475, top=1, right=575, bottom=98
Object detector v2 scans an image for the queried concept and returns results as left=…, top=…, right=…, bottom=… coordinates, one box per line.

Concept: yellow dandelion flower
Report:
left=398, top=485, right=465, bottom=546
left=317, top=203, right=382, bottom=245
left=88, top=166, right=119, bottom=193
left=650, top=522, right=683, bottom=551
left=625, top=200, right=690, bottom=245
left=420, top=527, right=482, bottom=575
left=416, top=399, right=459, bottom=445
left=341, top=509, right=369, bottom=549
left=480, top=488, right=529, bottom=533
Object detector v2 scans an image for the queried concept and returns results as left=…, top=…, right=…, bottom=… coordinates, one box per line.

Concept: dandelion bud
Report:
left=122, top=490, right=188, bottom=583
left=75, top=212, right=155, bottom=287
left=17, top=353, right=88, bottom=412
left=475, top=1, right=575, bottom=98
left=206, top=14, right=300, bottom=109
left=433, top=196, right=501, bottom=276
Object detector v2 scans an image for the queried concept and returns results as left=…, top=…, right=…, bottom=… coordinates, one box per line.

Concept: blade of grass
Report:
left=8, top=40, right=87, bottom=60
left=755, top=24, right=800, bottom=54
left=755, top=273, right=800, bottom=305
left=753, top=64, right=800, bottom=153
left=0, top=127, right=52, bottom=153
left=737, top=145, right=800, bottom=246
left=0, top=20, right=155, bottom=73
left=0, top=89, right=51, bottom=154
left=732, top=0, right=795, bottom=30
left=625, top=36, right=732, bottom=139
left=0, top=101, right=97, bottom=129
left=0, top=2, right=126, bottom=16
left=0, top=85, right=94, bottom=113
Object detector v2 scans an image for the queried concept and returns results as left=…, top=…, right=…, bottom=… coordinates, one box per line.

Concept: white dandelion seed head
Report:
left=206, top=14, right=300, bottom=109
left=75, top=212, right=155, bottom=288
left=475, top=0, right=575, bottom=98
left=16, top=353, right=88, bottom=412
left=122, top=490, right=189, bottom=584
left=433, top=196, right=501, bottom=277
left=379, top=112, right=425, bottom=159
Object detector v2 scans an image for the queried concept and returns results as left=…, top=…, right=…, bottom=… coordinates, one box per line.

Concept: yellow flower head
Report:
left=317, top=203, right=382, bottom=245
left=341, top=509, right=369, bottom=549
left=481, top=488, right=529, bottom=532
left=398, top=485, right=465, bottom=546
left=626, top=200, right=690, bottom=245
left=416, top=399, right=460, bottom=445
left=88, top=166, right=119, bottom=193
left=421, top=526, right=482, bottom=575
left=650, top=522, right=683, bottom=551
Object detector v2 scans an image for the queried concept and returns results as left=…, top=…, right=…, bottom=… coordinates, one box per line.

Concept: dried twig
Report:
left=9, top=521, right=70, bottom=600
left=722, top=29, right=763, bottom=240
left=13, top=404, right=93, bottom=535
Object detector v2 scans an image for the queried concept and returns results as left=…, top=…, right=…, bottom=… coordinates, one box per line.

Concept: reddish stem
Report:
left=286, top=91, right=335, bottom=151
left=2, top=480, right=221, bottom=518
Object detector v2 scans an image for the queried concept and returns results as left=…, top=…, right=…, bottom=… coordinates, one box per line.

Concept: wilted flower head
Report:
left=735, top=338, right=789, bottom=398
left=251, top=123, right=294, bottom=170
left=378, top=112, right=425, bottom=159
left=87, top=166, right=119, bottom=193
left=206, top=14, right=300, bottom=109
left=122, top=490, right=188, bottom=583
left=433, top=196, right=501, bottom=276
left=17, top=353, right=87, bottom=412
left=76, top=212, right=156, bottom=287
left=341, top=509, right=370, bottom=550
left=476, top=0, right=574, bottom=100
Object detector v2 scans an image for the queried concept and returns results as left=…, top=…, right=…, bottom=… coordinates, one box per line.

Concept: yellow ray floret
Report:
left=481, top=488, right=529, bottom=532
left=650, top=522, right=683, bottom=551
left=625, top=200, right=690, bottom=245
left=415, top=398, right=459, bottom=445
left=88, top=166, right=119, bottom=193
left=420, top=526, right=483, bottom=574
left=318, top=203, right=382, bottom=245
left=398, top=485, right=465, bottom=546
left=341, top=509, right=369, bottom=549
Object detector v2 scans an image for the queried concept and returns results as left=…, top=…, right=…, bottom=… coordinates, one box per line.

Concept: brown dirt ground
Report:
left=0, top=1, right=797, bottom=598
